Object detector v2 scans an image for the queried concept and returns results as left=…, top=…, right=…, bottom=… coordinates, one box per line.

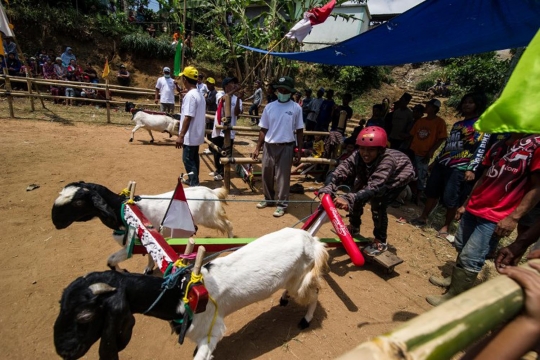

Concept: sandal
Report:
left=436, top=231, right=450, bottom=240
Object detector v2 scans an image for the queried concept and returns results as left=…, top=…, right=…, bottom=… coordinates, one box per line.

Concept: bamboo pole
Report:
left=4, top=68, right=14, bottom=118
left=25, top=71, right=35, bottom=111
left=203, top=138, right=226, bottom=156
left=220, top=157, right=337, bottom=165
left=215, top=125, right=329, bottom=137
left=105, top=79, right=111, bottom=123
left=223, top=94, right=232, bottom=191
left=337, top=260, right=540, bottom=360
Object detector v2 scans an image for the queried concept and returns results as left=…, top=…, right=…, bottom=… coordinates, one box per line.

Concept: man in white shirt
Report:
left=196, top=74, right=209, bottom=98
left=154, top=66, right=180, bottom=113
left=210, top=77, right=244, bottom=181
left=252, top=76, right=304, bottom=217
left=175, top=66, right=206, bottom=186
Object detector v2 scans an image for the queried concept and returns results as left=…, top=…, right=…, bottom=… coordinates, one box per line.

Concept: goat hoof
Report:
left=143, top=268, right=154, bottom=276
left=193, top=346, right=198, bottom=357
left=279, top=298, right=289, bottom=307
left=298, top=318, right=310, bottom=330
left=129, top=138, right=133, bottom=142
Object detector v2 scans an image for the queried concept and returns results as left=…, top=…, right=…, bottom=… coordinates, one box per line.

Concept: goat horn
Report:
left=89, top=283, right=116, bottom=295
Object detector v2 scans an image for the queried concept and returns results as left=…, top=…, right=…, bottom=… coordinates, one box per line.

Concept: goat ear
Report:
left=89, top=283, right=116, bottom=296
left=89, top=192, right=118, bottom=229
left=98, top=292, right=135, bottom=358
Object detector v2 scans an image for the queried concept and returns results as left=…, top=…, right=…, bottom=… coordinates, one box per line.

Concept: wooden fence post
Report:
left=105, top=79, right=111, bottom=123
left=26, top=72, right=35, bottom=112
left=4, top=68, right=14, bottom=118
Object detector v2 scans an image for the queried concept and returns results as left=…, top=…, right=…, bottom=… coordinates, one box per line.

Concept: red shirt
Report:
left=467, top=135, right=540, bottom=222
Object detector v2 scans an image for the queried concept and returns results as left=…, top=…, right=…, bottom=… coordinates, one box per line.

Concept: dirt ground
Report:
left=0, top=113, right=470, bottom=360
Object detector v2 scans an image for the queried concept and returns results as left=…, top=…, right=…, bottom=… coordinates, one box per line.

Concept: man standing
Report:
left=252, top=76, right=304, bottom=217
left=175, top=66, right=206, bottom=187
left=155, top=66, right=179, bottom=113
left=246, top=80, right=263, bottom=124
left=388, top=93, right=414, bottom=149
left=196, top=74, right=209, bottom=98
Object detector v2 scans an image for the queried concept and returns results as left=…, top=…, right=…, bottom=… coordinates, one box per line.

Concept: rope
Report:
left=206, top=295, right=219, bottom=344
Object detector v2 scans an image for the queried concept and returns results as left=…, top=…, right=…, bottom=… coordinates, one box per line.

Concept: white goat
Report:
left=129, top=111, right=180, bottom=143
left=54, top=228, right=329, bottom=360
left=51, top=182, right=234, bottom=273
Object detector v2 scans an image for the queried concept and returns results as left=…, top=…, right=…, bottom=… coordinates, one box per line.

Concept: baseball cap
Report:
left=179, top=66, right=198, bottom=80
left=163, top=66, right=171, bottom=73
left=222, top=77, right=239, bottom=87
left=206, top=77, right=215, bottom=84
left=55, top=57, right=62, bottom=61
left=120, top=64, right=126, bottom=68
left=273, top=76, right=296, bottom=93
left=424, top=98, right=442, bottom=108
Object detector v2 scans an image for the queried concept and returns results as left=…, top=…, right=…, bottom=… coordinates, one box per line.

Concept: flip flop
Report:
left=436, top=231, right=450, bottom=240
left=396, top=217, right=407, bottom=224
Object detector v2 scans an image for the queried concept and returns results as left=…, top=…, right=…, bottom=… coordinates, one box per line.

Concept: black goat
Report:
left=54, top=271, right=184, bottom=360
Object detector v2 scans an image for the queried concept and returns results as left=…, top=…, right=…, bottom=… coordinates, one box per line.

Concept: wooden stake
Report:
left=105, top=78, right=111, bottom=124
left=25, top=71, right=35, bottom=111
left=4, top=68, right=14, bottom=118
left=184, top=237, right=195, bottom=256
left=129, top=182, right=136, bottom=202
left=193, top=246, right=206, bottom=276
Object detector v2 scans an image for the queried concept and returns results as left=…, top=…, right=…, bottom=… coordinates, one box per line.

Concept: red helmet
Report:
left=356, top=126, right=387, bottom=147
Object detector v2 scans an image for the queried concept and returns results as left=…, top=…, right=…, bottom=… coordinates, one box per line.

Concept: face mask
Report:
left=164, top=74, right=170, bottom=78
left=277, top=93, right=291, bottom=102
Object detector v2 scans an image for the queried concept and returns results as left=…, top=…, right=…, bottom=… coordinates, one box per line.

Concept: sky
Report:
left=367, top=0, right=425, bottom=15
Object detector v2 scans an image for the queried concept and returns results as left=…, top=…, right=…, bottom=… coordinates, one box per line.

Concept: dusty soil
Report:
left=0, top=112, right=473, bottom=360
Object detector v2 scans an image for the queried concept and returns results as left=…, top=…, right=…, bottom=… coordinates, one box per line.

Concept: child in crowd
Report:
left=293, top=135, right=325, bottom=173
left=319, top=126, right=415, bottom=256
left=410, top=93, right=487, bottom=240
left=330, top=93, right=353, bottom=134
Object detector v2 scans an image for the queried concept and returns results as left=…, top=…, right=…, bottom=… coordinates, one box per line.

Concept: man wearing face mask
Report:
left=252, top=76, right=304, bottom=218
left=155, top=66, right=180, bottom=113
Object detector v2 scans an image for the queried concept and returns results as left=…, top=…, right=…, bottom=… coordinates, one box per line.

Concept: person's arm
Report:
left=456, top=168, right=488, bottom=220
left=233, top=94, right=243, bottom=116
left=154, top=88, right=160, bottom=104
left=466, top=133, right=492, bottom=181
left=252, top=128, right=268, bottom=160
left=496, top=172, right=540, bottom=237
left=426, top=138, right=446, bottom=162
left=470, top=261, right=540, bottom=360
left=175, top=115, right=192, bottom=149
left=295, top=129, right=303, bottom=165
left=496, top=220, right=540, bottom=270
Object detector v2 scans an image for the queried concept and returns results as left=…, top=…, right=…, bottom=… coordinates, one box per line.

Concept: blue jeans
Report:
left=454, top=211, right=499, bottom=273
left=182, top=145, right=200, bottom=186
left=414, top=155, right=429, bottom=191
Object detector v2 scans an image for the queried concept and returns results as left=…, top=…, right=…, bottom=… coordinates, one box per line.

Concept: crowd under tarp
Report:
left=242, top=0, right=540, bottom=66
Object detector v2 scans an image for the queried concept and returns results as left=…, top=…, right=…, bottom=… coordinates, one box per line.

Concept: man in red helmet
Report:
left=318, top=126, right=415, bottom=256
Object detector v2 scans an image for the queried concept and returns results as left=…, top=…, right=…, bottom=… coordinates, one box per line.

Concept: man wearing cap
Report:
left=408, top=99, right=447, bottom=202
left=210, top=77, right=244, bottom=181
left=388, top=93, right=414, bottom=150
left=155, top=66, right=180, bottom=113
left=116, top=64, right=130, bottom=86
left=252, top=76, right=304, bottom=217
left=206, top=77, right=217, bottom=112
left=176, top=66, right=206, bottom=187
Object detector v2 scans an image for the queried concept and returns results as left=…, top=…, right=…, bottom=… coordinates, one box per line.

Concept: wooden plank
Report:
left=373, top=251, right=403, bottom=269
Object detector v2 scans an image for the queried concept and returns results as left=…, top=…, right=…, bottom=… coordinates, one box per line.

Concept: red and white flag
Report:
left=285, top=0, right=336, bottom=42
left=162, top=178, right=196, bottom=238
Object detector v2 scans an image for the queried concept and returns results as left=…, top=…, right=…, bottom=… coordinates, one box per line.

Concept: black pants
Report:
left=211, top=136, right=234, bottom=176
left=349, top=185, right=406, bottom=243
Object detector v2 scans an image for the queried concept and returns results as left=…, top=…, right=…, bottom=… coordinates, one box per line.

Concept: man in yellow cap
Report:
left=203, top=77, right=218, bottom=155
left=176, top=66, right=206, bottom=186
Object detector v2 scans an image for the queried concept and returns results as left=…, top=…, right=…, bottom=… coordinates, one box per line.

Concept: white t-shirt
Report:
left=155, top=76, right=176, bottom=104
left=180, top=88, right=206, bottom=146
left=211, top=92, right=243, bottom=139
left=259, top=100, right=303, bottom=144
left=197, top=82, right=209, bottom=97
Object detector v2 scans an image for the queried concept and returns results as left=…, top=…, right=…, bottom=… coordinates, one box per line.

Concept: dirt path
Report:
left=0, top=117, right=460, bottom=359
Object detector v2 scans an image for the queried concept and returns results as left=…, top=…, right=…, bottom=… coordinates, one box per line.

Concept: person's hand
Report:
left=293, top=150, right=301, bottom=166
left=154, top=99, right=159, bottom=104
left=175, top=135, right=184, bottom=149
left=496, top=242, right=529, bottom=271
left=455, top=206, right=466, bottom=220
left=499, top=261, right=540, bottom=323
left=334, top=197, right=349, bottom=211
left=464, top=170, right=475, bottom=181
left=496, top=215, right=519, bottom=237
left=251, top=148, right=260, bottom=161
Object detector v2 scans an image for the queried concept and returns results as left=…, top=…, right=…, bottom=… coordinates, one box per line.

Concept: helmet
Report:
left=356, top=126, right=387, bottom=147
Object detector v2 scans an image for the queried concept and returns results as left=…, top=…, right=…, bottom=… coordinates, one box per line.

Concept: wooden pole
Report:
left=337, top=260, right=540, bottom=360
left=220, top=157, right=337, bottom=165
left=4, top=68, right=14, bottom=118
left=223, top=94, right=232, bottom=192
left=25, top=71, right=35, bottom=112
left=105, top=78, right=111, bottom=124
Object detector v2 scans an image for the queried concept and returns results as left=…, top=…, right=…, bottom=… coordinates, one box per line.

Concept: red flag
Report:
left=162, top=178, right=196, bottom=238
left=308, top=0, right=336, bottom=25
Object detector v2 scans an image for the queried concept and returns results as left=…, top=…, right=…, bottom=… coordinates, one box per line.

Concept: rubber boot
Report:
left=429, top=275, right=451, bottom=288
left=426, top=266, right=478, bottom=306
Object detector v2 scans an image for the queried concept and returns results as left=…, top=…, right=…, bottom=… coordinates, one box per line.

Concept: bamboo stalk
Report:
left=337, top=260, right=540, bottom=360
left=220, top=157, right=337, bottom=165
left=4, top=68, right=14, bottom=118
left=192, top=246, right=206, bottom=276
left=215, top=125, right=329, bottom=136
left=105, top=79, right=111, bottom=123
left=203, top=138, right=226, bottom=156
left=25, top=72, right=35, bottom=111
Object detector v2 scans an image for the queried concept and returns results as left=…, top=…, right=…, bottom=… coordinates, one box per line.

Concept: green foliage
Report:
left=120, top=33, right=176, bottom=58
left=193, top=35, right=229, bottom=64
left=414, top=70, right=445, bottom=91
left=317, top=65, right=389, bottom=94
left=7, top=3, right=83, bottom=34
left=95, top=13, right=133, bottom=37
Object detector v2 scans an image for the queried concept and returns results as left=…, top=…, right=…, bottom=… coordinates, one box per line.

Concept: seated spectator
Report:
left=61, top=47, right=76, bottom=68
left=0, top=55, right=5, bottom=74
left=3, top=37, right=17, bottom=59
left=42, top=58, right=55, bottom=79
left=6, top=52, right=21, bottom=76
left=27, top=57, right=39, bottom=76
left=305, top=88, right=324, bottom=131
left=80, top=76, right=98, bottom=104
left=147, top=23, right=156, bottom=38
left=116, top=64, right=130, bottom=86
left=36, top=49, right=48, bottom=68
left=67, top=59, right=83, bottom=81
left=293, top=134, right=325, bottom=173
left=338, top=138, right=357, bottom=161
left=330, top=93, right=353, bottom=134
left=366, top=104, right=385, bottom=128
left=82, top=62, right=99, bottom=84
left=64, top=72, right=78, bottom=106
left=48, top=48, right=56, bottom=62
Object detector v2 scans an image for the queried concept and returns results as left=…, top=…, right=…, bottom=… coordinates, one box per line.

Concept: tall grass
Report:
left=120, top=33, right=176, bottom=58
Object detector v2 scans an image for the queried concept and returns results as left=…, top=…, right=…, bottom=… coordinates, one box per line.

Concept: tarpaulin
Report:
left=243, top=0, right=540, bottom=66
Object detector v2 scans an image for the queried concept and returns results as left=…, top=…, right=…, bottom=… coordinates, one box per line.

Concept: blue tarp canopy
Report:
left=242, top=0, right=540, bottom=66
